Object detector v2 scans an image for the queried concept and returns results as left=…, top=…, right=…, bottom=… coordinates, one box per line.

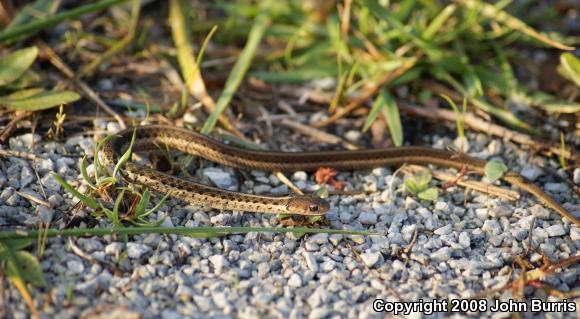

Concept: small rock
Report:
left=521, top=165, right=543, bottom=181
left=288, top=273, right=303, bottom=287
left=544, top=183, right=568, bottom=193
left=254, top=184, right=271, bottom=195
left=303, top=252, right=318, bottom=272
left=126, top=243, right=151, bottom=259
left=292, top=171, right=308, bottom=182
left=209, top=255, right=229, bottom=273
left=434, top=224, right=452, bottom=236
left=574, top=168, right=580, bottom=185
left=105, top=242, right=122, bottom=256
left=482, top=220, right=502, bottom=236
left=67, top=260, right=85, bottom=274
left=309, top=233, right=329, bottom=244
left=458, top=232, right=471, bottom=248
left=358, top=212, right=378, bottom=225
left=361, top=250, right=382, bottom=268
left=203, top=168, right=235, bottom=189
left=309, top=307, right=330, bottom=319
left=571, top=227, right=580, bottom=241
left=344, top=130, right=362, bottom=142
left=430, top=247, right=451, bottom=262
left=546, top=225, right=565, bottom=237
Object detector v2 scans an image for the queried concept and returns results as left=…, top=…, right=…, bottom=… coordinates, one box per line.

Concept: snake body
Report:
left=101, top=125, right=578, bottom=224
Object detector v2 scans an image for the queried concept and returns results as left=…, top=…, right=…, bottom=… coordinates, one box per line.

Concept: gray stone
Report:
left=309, top=233, right=329, bottom=244
left=126, top=243, right=151, bottom=259
left=67, top=260, right=85, bottom=274
left=209, top=255, right=229, bottom=273
left=361, top=250, right=382, bottom=268
left=430, top=247, right=452, bottom=262
left=544, top=183, right=568, bottom=193
left=521, top=165, right=543, bottom=181
left=482, top=220, right=502, bottom=236
left=203, top=168, right=235, bottom=189
left=574, top=168, right=580, bottom=185
left=546, top=225, right=566, bottom=237
left=358, top=212, right=377, bottom=225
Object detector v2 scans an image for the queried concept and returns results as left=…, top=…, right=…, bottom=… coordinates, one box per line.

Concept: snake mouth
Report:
left=286, top=195, right=330, bottom=215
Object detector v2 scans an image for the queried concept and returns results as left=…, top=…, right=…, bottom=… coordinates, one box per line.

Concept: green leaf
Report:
left=80, top=155, right=97, bottom=190
left=0, top=46, right=38, bottom=86
left=0, top=243, right=45, bottom=288
left=113, top=128, right=136, bottom=177
left=418, top=188, right=439, bottom=201
left=404, top=171, right=432, bottom=195
left=13, top=251, right=46, bottom=287
left=134, top=188, right=151, bottom=217
left=51, top=173, right=99, bottom=209
left=381, top=91, right=403, bottom=146
left=484, top=160, right=508, bottom=182
left=558, top=53, right=580, bottom=88
left=362, top=94, right=385, bottom=133
left=0, top=90, right=80, bottom=111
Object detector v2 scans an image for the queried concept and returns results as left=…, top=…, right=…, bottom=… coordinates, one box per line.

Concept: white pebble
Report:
left=126, top=243, right=151, bottom=259
left=361, top=250, right=382, bottom=268
left=546, top=225, right=565, bottom=237
left=288, top=273, right=303, bottom=287
left=430, top=247, right=451, bottom=262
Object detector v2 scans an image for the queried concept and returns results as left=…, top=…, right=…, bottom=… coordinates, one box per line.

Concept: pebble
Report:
left=520, top=165, right=543, bottom=181
left=203, top=168, right=236, bottom=189
left=309, top=233, right=329, bottom=244
left=361, top=250, right=382, bottom=268
left=430, top=247, right=452, bottom=262
left=434, top=224, right=452, bottom=235
left=288, top=273, right=303, bottom=287
left=574, top=168, right=580, bottom=185
left=358, top=212, right=377, bottom=225
left=66, top=260, right=85, bottom=274
left=344, top=130, right=362, bottom=142
left=126, top=243, right=151, bottom=259
left=546, top=225, right=565, bottom=237
left=482, top=220, right=502, bottom=236
left=458, top=232, right=471, bottom=248
left=209, top=255, right=229, bottom=273
left=543, top=183, right=568, bottom=193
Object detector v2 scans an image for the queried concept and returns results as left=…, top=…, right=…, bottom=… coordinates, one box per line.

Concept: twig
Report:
left=0, top=149, right=41, bottom=161
left=0, top=111, right=30, bottom=142
left=36, top=41, right=127, bottom=129
left=524, top=216, right=536, bottom=255
left=277, top=118, right=359, bottom=150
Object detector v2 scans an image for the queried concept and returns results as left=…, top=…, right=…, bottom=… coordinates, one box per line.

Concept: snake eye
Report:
left=308, top=204, right=319, bottom=212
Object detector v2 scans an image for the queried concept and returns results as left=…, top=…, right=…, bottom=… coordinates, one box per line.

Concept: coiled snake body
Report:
left=101, top=125, right=578, bottom=224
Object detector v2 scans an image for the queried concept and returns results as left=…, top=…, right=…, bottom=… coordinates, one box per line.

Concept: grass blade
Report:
left=51, top=173, right=99, bottom=209
left=0, top=0, right=129, bottom=43
left=201, top=0, right=272, bottom=134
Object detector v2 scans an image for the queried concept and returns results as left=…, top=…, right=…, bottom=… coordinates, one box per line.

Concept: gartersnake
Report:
left=101, top=125, right=578, bottom=225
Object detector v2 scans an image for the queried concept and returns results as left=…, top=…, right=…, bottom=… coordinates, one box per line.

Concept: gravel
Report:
left=2, top=128, right=579, bottom=319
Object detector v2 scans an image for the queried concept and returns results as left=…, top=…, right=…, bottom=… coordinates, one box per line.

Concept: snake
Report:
left=101, top=125, right=578, bottom=225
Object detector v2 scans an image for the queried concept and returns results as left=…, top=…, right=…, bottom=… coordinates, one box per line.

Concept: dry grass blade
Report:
left=169, top=0, right=244, bottom=139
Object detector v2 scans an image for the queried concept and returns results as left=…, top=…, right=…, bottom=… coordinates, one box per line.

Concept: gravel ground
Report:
left=1, top=117, right=579, bottom=319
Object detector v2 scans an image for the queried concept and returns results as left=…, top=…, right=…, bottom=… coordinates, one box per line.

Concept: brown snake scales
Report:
left=101, top=125, right=578, bottom=225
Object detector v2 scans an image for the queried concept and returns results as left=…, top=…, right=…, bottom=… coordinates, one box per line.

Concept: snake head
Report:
left=286, top=195, right=330, bottom=216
